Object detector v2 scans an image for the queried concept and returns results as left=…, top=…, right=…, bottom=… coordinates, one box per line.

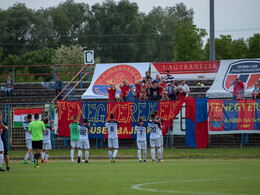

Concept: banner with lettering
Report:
left=208, top=99, right=260, bottom=131
left=151, top=61, right=220, bottom=80
left=57, top=100, right=184, bottom=138
left=206, top=59, right=260, bottom=98
left=81, top=63, right=150, bottom=99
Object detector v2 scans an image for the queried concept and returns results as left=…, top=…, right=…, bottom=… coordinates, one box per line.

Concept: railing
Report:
left=0, top=64, right=93, bottom=86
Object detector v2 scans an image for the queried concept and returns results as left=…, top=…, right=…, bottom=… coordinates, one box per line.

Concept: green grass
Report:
left=1, top=159, right=260, bottom=194
left=8, top=148, right=260, bottom=159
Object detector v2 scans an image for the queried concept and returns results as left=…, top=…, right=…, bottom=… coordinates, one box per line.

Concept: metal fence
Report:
left=1, top=102, right=260, bottom=150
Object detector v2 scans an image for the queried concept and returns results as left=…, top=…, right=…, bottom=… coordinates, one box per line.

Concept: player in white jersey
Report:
left=77, top=118, right=91, bottom=163
left=41, top=118, right=54, bottom=163
left=0, top=123, right=4, bottom=171
left=148, top=113, right=163, bottom=162
left=23, top=114, right=34, bottom=164
left=154, top=110, right=164, bottom=161
left=135, top=117, right=147, bottom=162
left=106, top=113, right=119, bottom=163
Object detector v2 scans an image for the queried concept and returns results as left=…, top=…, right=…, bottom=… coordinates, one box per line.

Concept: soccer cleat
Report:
left=158, top=160, right=162, bottom=163
left=6, top=167, right=10, bottom=171
left=31, top=161, right=34, bottom=164
left=0, top=167, right=5, bottom=172
left=41, top=158, right=44, bottom=163
left=111, top=160, right=114, bottom=163
left=45, top=161, right=48, bottom=163
left=112, top=157, right=116, bottom=163
left=85, top=160, right=88, bottom=163
left=23, top=160, right=28, bottom=164
left=77, top=156, right=81, bottom=163
left=143, top=160, right=147, bottom=162
left=35, top=165, right=39, bottom=168
left=152, top=159, right=156, bottom=163
left=139, top=160, right=142, bottom=162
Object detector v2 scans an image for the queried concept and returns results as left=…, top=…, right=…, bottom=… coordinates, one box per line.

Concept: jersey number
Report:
left=80, top=130, right=86, bottom=135
left=111, top=126, right=114, bottom=132
left=150, top=127, right=156, bottom=133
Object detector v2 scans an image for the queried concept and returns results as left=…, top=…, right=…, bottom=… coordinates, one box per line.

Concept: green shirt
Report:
left=29, top=120, right=45, bottom=141
left=70, top=122, right=80, bottom=141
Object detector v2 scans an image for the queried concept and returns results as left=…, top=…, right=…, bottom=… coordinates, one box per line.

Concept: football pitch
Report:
left=1, top=157, right=260, bottom=194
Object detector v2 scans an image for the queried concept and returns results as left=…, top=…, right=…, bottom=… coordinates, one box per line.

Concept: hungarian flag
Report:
left=185, top=97, right=208, bottom=148
left=13, top=108, right=43, bottom=127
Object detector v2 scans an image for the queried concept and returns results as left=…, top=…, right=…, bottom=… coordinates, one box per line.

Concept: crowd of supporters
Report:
left=106, top=71, right=190, bottom=102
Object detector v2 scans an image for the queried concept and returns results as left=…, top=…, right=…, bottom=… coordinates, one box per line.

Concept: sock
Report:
left=42, top=152, right=45, bottom=159
left=30, top=152, right=34, bottom=162
left=45, top=154, right=49, bottom=162
left=78, top=150, right=82, bottom=161
left=161, top=146, right=163, bottom=157
left=151, top=148, right=155, bottom=160
left=71, top=150, right=74, bottom=162
left=34, top=154, right=37, bottom=162
left=85, top=151, right=89, bottom=161
left=108, top=151, right=112, bottom=160
left=113, top=149, right=118, bottom=158
left=157, top=149, right=162, bottom=160
left=0, top=154, right=3, bottom=167
left=143, top=150, right=147, bottom=161
left=36, top=153, right=41, bottom=165
left=24, top=152, right=30, bottom=161
left=137, top=150, right=141, bottom=161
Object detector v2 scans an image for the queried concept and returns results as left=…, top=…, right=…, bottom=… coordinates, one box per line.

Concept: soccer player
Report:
left=78, top=118, right=91, bottom=163
left=69, top=115, right=80, bottom=163
left=23, top=114, right=34, bottom=164
left=106, top=113, right=119, bottom=163
left=41, top=118, right=54, bottom=163
left=148, top=113, right=162, bottom=162
left=0, top=123, right=5, bottom=171
left=135, top=117, right=147, bottom=162
left=0, top=112, right=10, bottom=171
left=29, top=113, right=45, bottom=168
left=154, top=110, right=164, bottom=161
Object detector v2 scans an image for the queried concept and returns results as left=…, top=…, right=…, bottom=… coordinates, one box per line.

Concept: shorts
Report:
left=26, top=139, right=32, bottom=150
left=137, top=140, right=147, bottom=150
left=108, top=138, right=119, bottom=149
left=43, top=140, right=52, bottom=150
left=79, top=139, right=90, bottom=149
left=0, top=139, right=4, bottom=152
left=150, top=138, right=161, bottom=148
left=160, top=135, right=164, bottom=146
left=1, top=134, right=8, bottom=155
left=71, top=141, right=79, bottom=148
left=32, top=140, right=43, bottom=150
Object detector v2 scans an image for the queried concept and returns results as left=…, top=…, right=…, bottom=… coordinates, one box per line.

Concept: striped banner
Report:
left=13, top=108, right=43, bottom=127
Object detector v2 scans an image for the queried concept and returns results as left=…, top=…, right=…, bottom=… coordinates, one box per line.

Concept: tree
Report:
left=173, top=22, right=207, bottom=61
left=247, top=33, right=260, bottom=58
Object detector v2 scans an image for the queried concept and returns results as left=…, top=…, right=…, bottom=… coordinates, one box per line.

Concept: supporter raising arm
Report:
left=106, top=80, right=116, bottom=102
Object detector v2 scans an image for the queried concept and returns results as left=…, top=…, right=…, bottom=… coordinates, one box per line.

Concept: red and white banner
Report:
left=151, top=61, right=220, bottom=80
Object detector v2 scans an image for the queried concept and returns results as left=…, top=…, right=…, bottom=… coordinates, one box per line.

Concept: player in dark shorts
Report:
left=0, top=112, right=10, bottom=171
left=29, top=113, right=45, bottom=168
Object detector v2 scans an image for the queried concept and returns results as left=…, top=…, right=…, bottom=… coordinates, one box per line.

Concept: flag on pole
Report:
left=13, top=108, right=43, bottom=127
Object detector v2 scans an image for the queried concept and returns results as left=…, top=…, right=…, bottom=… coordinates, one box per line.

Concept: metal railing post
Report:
left=88, top=65, right=91, bottom=81
left=12, top=66, right=15, bottom=83
left=80, top=72, right=82, bottom=89
left=67, top=86, right=70, bottom=101
left=54, top=65, right=56, bottom=81
left=8, top=104, right=11, bottom=149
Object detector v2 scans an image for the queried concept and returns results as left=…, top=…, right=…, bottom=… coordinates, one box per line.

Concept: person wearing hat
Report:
left=230, top=78, right=245, bottom=100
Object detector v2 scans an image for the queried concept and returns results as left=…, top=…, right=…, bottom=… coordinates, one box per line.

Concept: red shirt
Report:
left=108, top=89, right=116, bottom=101
left=159, top=83, right=166, bottom=96
left=233, top=81, right=244, bottom=96
left=120, top=85, right=129, bottom=97
left=135, top=83, right=143, bottom=98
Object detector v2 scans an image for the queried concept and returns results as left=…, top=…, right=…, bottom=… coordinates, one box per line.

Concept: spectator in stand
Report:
left=177, top=80, right=190, bottom=100
left=128, top=86, right=136, bottom=101
left=5, top=76, right=13, bottom=97
left=153, top=74, right=161, bottom=84
left=230, top=78, right=245, bottom=100
left=143, top=71, right=152, bottom=84
left=139, top=87, right=148, bottom=101
left=160, top=90, right=170, bottom=101
left=159, top=76, right=166, bottom=98
left=144, top=78, right=153, bottom=100
left=251, top=83, right=259, bottom=99
left=168, top=80, right=178, bottom=100
left=49, top=76, right=63, bottom=101
left=163, top=70, right=174, bottom=86
left=120, top=77, right=129, bottom=101
left=149, top=80, right=163, bottom=101
left=106, top=80, right=116, bottom=102
left=133, top=76, right=143, bottom=99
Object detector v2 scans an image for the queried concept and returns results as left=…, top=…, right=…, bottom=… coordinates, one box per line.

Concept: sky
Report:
left=0, top=0, right=260, bottom=43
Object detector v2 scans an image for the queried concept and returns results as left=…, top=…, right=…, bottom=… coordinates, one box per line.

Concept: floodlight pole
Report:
left=209, top=0, right=215, bottom=60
